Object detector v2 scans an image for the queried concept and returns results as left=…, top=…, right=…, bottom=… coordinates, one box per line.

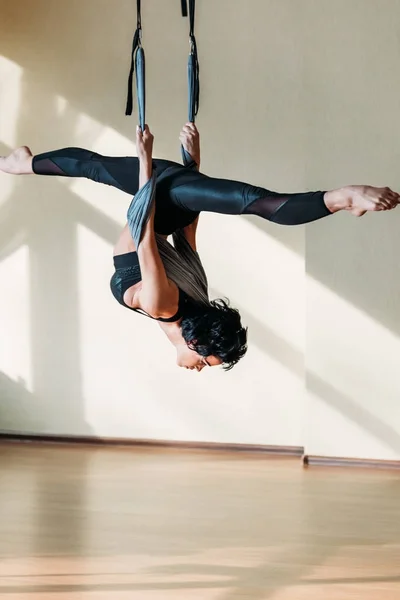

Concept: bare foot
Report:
left=324, top=185, right=400, bottom=216
left=0, top=146, right=34, bottom=174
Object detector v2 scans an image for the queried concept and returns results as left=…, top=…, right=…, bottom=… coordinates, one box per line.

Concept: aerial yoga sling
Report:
left=33, top=0, right=211, bottom=306
left=31, top=0, right=332, bottom=300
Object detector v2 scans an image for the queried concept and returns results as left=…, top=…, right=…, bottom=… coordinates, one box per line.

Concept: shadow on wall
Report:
left=0, top=72, right=122, bottom=435
left=1, top=0, right=400, bottom=443
left=306, top=211, right=400, bottom=337
left=0, top=0, right=307, bottom=440
left=300, top=0, right=400, bottom=338
left=0, top=371, right=46, bottom=432
left=0, top=0, right=191, bottom=153
left=1, top=0, right=398, bottom=340
left=211, top=289, right=400, bottom=459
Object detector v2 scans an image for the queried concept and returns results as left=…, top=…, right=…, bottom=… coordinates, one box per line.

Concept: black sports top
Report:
left=110, top=251, right=187, bottom=322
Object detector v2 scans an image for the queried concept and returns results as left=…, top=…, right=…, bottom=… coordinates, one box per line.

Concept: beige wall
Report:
left=303, top=0, right=400, bottom=460
left=0, top=0, right=306, bottom=446
left=0, top=0, right=399, bottom=459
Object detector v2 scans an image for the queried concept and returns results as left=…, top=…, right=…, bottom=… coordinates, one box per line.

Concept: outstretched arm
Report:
left=132, top=126, right=179, bottom=318
left=180, top=122, right=201, bottom=249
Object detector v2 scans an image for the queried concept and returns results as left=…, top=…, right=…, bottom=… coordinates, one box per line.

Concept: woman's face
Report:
left=176, top=344, right=222, bottom=372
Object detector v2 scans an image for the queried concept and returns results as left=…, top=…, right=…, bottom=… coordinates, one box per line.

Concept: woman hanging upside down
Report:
left=1, top=124, right=399, bottom=371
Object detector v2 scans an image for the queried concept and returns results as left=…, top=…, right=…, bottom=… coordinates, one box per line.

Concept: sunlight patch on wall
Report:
left=52, top=94, right=136, bottom=156
left=91, top=124, right=136, bottom=157
left=69, top=176, right=128, bottom=226
left=75, top=222, right=304, bottom=445
left=0, top=144, right=15, bottom=210
left=0, top=56, right=22, bottom=148
left=198, top=212, right=305, bottom=352
left=72, top=109, right=103, bottom=143
left=55, top=94, right=68, bottom=116
left=307, top=276, right=399, bottom=401
left=306, top=275, right=400, bottom=460
left=76, top=223, right=161, bottom=433
left=0, top=244, right=32, bottom=392
left=50, top=101, right=137, bottom=224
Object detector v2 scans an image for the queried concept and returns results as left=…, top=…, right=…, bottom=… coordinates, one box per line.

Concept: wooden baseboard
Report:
left=3, top=433, right=399, bottom=469
left=303, top=454, right=400, bottom=471
left=0, top=432, right=304, bottom=457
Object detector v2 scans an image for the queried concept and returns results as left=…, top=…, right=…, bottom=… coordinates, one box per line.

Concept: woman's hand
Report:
left=179, top=122, right=200, bottom=168
left=136, top=124, right=154, bottom=165
left=137, top=124, right=154, bottom=192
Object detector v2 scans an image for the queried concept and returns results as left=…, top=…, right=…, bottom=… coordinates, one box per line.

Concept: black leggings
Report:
left=32, top=148, right=331, bottom=231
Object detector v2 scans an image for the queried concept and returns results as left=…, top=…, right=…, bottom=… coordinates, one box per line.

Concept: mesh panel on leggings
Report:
left=32, top=157, right=66, bottom=176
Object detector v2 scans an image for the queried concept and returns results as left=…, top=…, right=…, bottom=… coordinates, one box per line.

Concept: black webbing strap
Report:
left=181, top=0, right=188, bottom=17
left=181, top=0, right=200, bottom=165
left=187, top=0, right=199, bottom=122
left=125, top=0, right=146, bottom=130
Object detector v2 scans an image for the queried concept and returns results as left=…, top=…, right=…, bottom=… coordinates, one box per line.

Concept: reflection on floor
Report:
left=0, top=442, right=399, bottom=600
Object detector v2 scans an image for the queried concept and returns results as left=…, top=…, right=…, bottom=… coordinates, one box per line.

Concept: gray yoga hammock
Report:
left=124, top=0, right=209, bottom=306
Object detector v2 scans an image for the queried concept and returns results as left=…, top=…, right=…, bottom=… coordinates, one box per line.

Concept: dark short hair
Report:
left=180, top=298, right=248, bottom=371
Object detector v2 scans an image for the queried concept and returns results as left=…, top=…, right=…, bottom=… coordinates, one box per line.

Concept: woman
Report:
left=0, top=124, right=248, bottom=372
left=1, top=124, right=399, bottom=371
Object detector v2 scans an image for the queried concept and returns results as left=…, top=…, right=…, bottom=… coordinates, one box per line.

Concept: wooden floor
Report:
left=0, top=443, right=400, bottom=600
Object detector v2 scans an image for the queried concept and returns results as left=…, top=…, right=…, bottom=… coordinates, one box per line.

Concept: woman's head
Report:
left=177, top=299, right=248, bottom=372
